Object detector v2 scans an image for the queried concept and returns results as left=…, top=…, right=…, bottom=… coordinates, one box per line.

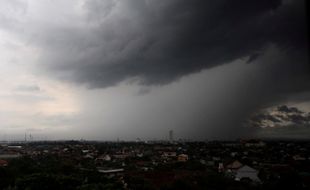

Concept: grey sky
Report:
left=0, top=0, right=309, bottom=141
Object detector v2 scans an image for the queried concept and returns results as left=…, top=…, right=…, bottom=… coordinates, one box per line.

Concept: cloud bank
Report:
left=28, top=0, right=308, bottom=89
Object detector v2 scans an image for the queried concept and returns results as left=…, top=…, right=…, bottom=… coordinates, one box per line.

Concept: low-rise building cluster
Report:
left=0, top=139, right=309, bottom=188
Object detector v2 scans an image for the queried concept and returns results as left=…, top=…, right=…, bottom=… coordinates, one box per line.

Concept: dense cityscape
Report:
left=0, top=137, right=309, bottom=190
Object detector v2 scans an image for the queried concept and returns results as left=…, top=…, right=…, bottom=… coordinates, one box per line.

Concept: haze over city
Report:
left=0, top=0, right=309, bottom=141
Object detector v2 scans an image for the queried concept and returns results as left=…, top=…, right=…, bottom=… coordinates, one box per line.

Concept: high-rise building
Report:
left=169, top=130, right=174, bottom=142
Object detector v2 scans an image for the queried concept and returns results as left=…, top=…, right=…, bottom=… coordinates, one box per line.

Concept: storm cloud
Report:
left=30, top=0, right=308, bottom=88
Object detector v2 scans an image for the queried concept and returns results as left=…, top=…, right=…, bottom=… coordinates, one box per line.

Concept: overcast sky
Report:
left=0, top=0, right=309, bottom=141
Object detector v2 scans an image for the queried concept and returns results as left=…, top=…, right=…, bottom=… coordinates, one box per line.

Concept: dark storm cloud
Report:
left=36, top=0, right=308, bottom=88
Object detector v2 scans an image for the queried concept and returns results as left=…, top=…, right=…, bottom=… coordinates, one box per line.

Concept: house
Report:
left=136, top=153, right=144, bottom=158
left=293, top=155, right=306, bottom=161
left=100, top=154, right=112, bottom=161
left=177, top=154, right=189, bottom=162
left=162, top=152, right=177, bottom=158
left=95, top=154, right=112, bottom=165
left=235, top=165, right=260, bottom=182
left=84, top=154, right=94, bottom=159
left=113, top=153, right=130, bottom=160
left=97, top=168, right=124, bottom=178
left=0, top=154, right=21, bottom=159
left=226, top=160, right=243, bottom=171
left=0, top=159, right=8, bottom=167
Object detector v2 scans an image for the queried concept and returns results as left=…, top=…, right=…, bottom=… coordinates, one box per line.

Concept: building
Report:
left=0, top=159, right=8, bottom=167
left=235, top=165, right=260, bottom=182
left=226, top=160, right=243, bottom=171
left=178, top=154, right=189, bottom=162
left=97, top=168, right=124, bottom=178
left=162, top=151, right=177, bottom=158
left=169, top=130, right=174, bottom=142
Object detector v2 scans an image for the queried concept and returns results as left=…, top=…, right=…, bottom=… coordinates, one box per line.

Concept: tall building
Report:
left=169, top=130, right=174, bottom=142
